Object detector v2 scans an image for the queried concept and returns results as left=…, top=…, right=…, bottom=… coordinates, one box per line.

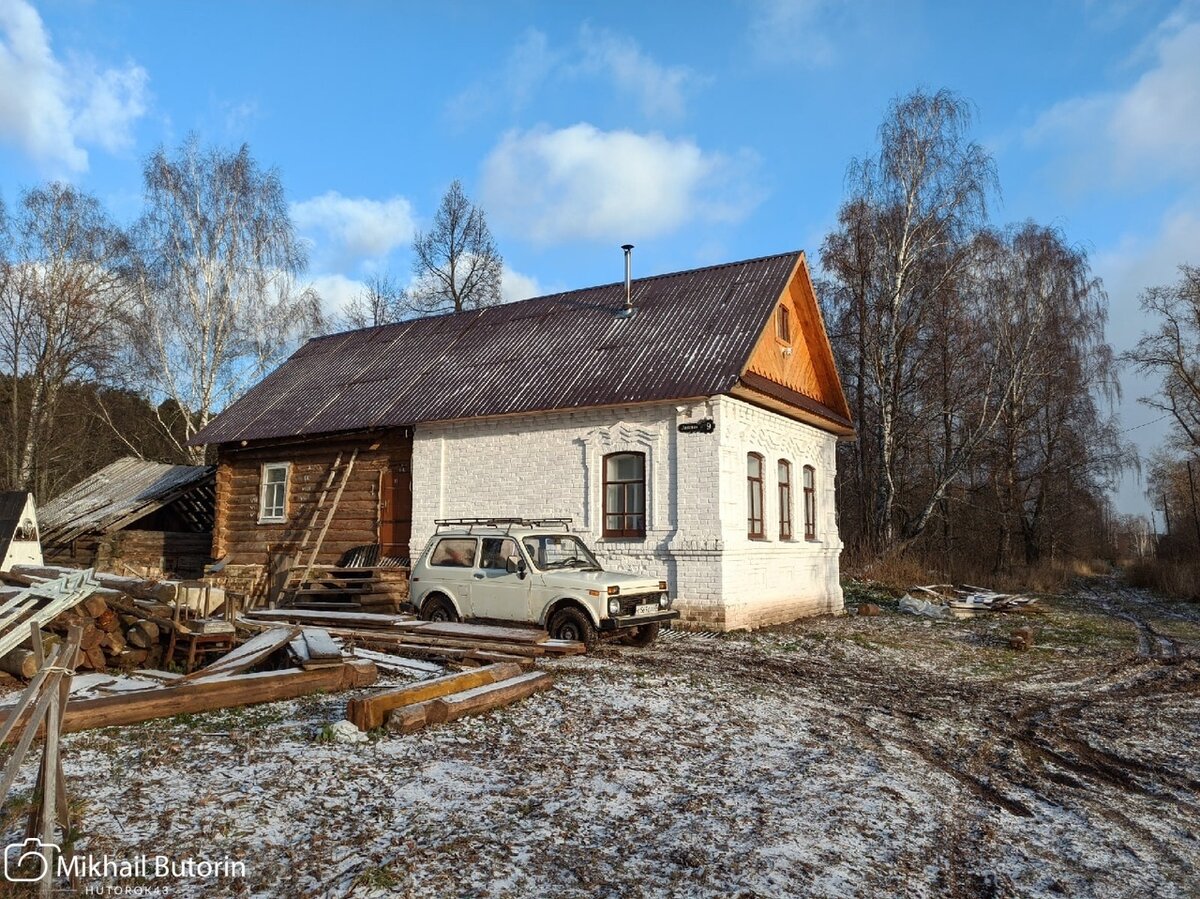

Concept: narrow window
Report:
left=258, top=463, right=289, bottom=523
left=604, top=452, right=646, bottom=538
left=803, top=465, right=817, bottom=540
left=776, top=305, right=791, bottom=343
left=778, top=460, right=793, bottom=540
left=747, top=453, right=765, bottom=538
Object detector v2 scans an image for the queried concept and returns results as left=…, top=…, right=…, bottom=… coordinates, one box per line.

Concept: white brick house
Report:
left=194, top=251, right=854, bottom=629
left=412, top=395, right=842, bottom=629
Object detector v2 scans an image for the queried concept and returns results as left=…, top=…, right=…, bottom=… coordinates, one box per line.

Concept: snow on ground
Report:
left=1, top=579, right=1198, bottom=898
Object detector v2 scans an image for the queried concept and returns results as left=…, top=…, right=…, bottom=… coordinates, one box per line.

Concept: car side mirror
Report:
left=506, top=555, right=525, bottom=577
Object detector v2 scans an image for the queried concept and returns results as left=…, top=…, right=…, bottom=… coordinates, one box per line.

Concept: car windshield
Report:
left=521, top=534, right=602, bottom=571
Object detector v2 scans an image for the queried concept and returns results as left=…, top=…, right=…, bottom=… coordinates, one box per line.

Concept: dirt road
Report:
left=6, top=578, right=1198, bottom=897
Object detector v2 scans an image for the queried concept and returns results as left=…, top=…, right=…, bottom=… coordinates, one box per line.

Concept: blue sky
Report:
left=2, top=0, right=1198, bottom=519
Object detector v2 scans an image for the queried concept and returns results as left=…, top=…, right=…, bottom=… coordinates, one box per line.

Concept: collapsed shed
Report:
left=37, top=457, right=215, bottom=579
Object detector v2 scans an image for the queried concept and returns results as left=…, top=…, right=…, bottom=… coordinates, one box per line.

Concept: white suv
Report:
left=408, top=518, right=678, bottom=647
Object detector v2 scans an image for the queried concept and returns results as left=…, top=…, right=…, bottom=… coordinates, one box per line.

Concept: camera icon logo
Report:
left=3, top=837, right=55, bottom=883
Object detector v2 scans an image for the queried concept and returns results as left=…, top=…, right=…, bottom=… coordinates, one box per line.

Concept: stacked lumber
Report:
left=346, top=662, right=552, bottom=733
left=244, top=608, right=585, bottom=666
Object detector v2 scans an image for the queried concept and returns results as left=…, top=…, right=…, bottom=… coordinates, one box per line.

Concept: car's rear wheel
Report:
left=621, top=622, right=661, bottom=647
left=547, top=606, right=596, bottom=648
left=421, top=594, right=459, bottom=623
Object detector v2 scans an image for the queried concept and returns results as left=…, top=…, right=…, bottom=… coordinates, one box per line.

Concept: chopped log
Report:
left=126, top=621, right=160, bottom=649
left=100, top=630, right=127, bottom=655
left=82, top=596, right=108, bottom=618
left=111, top=649, right=149, bottom=668
left=80, top=626, right=104, bottom=652
left=95, top=609, right=121, bottom=633
left=0, top=649, right=37, bottom=679
left=346, top=662, right=522, bottom=731
left=0, top=660, right=378, bottom=740
left=386, top=704, right=427, bottom=734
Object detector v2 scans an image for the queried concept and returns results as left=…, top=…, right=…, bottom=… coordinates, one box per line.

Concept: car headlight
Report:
left=608, top=597, right=622, bottom=616
left=659, top=593, right=670, bottom=609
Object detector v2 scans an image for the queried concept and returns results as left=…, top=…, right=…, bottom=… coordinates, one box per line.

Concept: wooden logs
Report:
left=1, top=660, right=378, bottom=741
left=346, top=663, right=522, bottom=731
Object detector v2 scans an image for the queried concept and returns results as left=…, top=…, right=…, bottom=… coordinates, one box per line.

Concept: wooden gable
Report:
left=731, top=253, right=854, bottom=436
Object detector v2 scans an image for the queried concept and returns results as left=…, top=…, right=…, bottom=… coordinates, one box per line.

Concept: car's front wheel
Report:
left=621, top=622, right=661, bottom=647
left=421, top=594, right=459, bottom=623
left=547, top=606, right=597, bottom=648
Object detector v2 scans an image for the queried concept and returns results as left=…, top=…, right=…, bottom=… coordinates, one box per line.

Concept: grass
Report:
left=1124, top=559, right=1200, bottom=602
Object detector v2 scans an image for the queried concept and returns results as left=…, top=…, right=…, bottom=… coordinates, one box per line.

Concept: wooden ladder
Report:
left=279, top=448, right=359, bottom=606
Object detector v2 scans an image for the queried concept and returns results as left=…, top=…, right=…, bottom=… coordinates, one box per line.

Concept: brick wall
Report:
left=412, top=396, right=843, bottom=630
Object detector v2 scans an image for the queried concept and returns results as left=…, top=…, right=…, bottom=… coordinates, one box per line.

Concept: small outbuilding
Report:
left=37, top=458, right=216, bottom=579
left=192, top=251, right=854, bottom=629
left=0, top=491, right=44, bottom=572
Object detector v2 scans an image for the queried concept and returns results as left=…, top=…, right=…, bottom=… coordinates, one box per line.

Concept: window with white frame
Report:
left=259, top=463, right=289, bottom=522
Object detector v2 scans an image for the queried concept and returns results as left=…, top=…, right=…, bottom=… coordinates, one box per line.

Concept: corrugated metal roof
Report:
left=38, top=458, right=215, bottom=545
left=192, top=251, right=803, bottom=445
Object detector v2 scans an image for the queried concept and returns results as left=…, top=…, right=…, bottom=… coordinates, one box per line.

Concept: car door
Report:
left=423, top=536, right=479, bottom=614
left=468, top=536, right=532, bottom=621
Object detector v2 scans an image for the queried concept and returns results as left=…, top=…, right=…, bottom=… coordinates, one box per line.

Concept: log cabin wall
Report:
left=213, top=430, right=412, bottom=598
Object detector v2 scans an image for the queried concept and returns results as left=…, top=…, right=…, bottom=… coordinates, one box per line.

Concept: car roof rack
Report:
left=433, top=517, right=573, bottom=536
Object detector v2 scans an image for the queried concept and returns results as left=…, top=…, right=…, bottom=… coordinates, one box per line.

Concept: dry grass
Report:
left=844, top=550, right=1107, bottom=596
left=1124, top=559, right=1200, bottom=602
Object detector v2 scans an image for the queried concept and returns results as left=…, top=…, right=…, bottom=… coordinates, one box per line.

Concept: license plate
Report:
left=635, top=603, right=657, bottom=616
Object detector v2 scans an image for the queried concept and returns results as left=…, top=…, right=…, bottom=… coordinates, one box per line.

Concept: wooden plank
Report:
left=414, top=621, right=549, bottom=645
left=347, top=647, right=443, bottom=675
left=246, top=608, right=418, bottom=630
left=389, top=671, right=554, bottom=734
left=301, top=628, right=342, bottom=660
left=345, top=662, right=522, bottom=731
left=428, top=671, right=553, bottom=723
left=0, top=661, right=378, bottom=741
left=181, top=626, right=301, bottom=682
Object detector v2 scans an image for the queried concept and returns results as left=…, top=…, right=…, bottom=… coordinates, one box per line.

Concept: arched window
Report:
left=778, top=460, right=793, bottom=540
left=803, top=465, right=817, bottom=540
left=747, top=453, right=765, bottom=538
left=603, top=452, right=646, bottom=538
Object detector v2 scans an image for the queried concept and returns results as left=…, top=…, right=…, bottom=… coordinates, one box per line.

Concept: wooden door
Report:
left=379, top=462, right=413, bottom=561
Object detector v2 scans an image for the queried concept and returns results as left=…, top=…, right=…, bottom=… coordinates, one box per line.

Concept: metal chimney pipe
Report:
left=622, top=244, right=634, bottom=312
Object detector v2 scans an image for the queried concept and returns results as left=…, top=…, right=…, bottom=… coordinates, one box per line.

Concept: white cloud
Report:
left=746, top=0, right=844, bottom=67
left=575, top=26, right=703, bottom=120
left=1026, top=14, right=1200, bottom=185
left=500, top=265, right=543, bottom=304
left=0, top=0, right=148, bottom=172
left=291, top=192, right=416, bottom=262
left=309, top=272, right=367, bottom=318
left=447, top=25, right=703, bottom=125
left=481, top=124, right=759, bottom=245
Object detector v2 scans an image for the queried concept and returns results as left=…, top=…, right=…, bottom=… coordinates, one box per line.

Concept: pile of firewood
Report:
left=0, top=592, right=167, bottom=677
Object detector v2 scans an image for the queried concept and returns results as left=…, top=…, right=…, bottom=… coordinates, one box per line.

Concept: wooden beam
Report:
left=346, top=662, right=522, bottom=730
left=0, top=660, right=377, bottom=741
left=390, top=671, right=554, bottom=734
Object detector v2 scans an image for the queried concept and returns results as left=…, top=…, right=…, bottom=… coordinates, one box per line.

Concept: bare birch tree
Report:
left=0, top=184, right=134, bottom=494
left=126, top=136, right=321, bottom=462
left=823, top=89, right=996, bottom=549
left=409, top=180, right=502, bottom=315
left=1123, top=265, right=1200, bottom=451
left=337, top=271, right=406, bottom=330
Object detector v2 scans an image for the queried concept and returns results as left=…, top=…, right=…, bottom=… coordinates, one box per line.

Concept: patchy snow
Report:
left=1, top=580, right=1197, bottom=897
